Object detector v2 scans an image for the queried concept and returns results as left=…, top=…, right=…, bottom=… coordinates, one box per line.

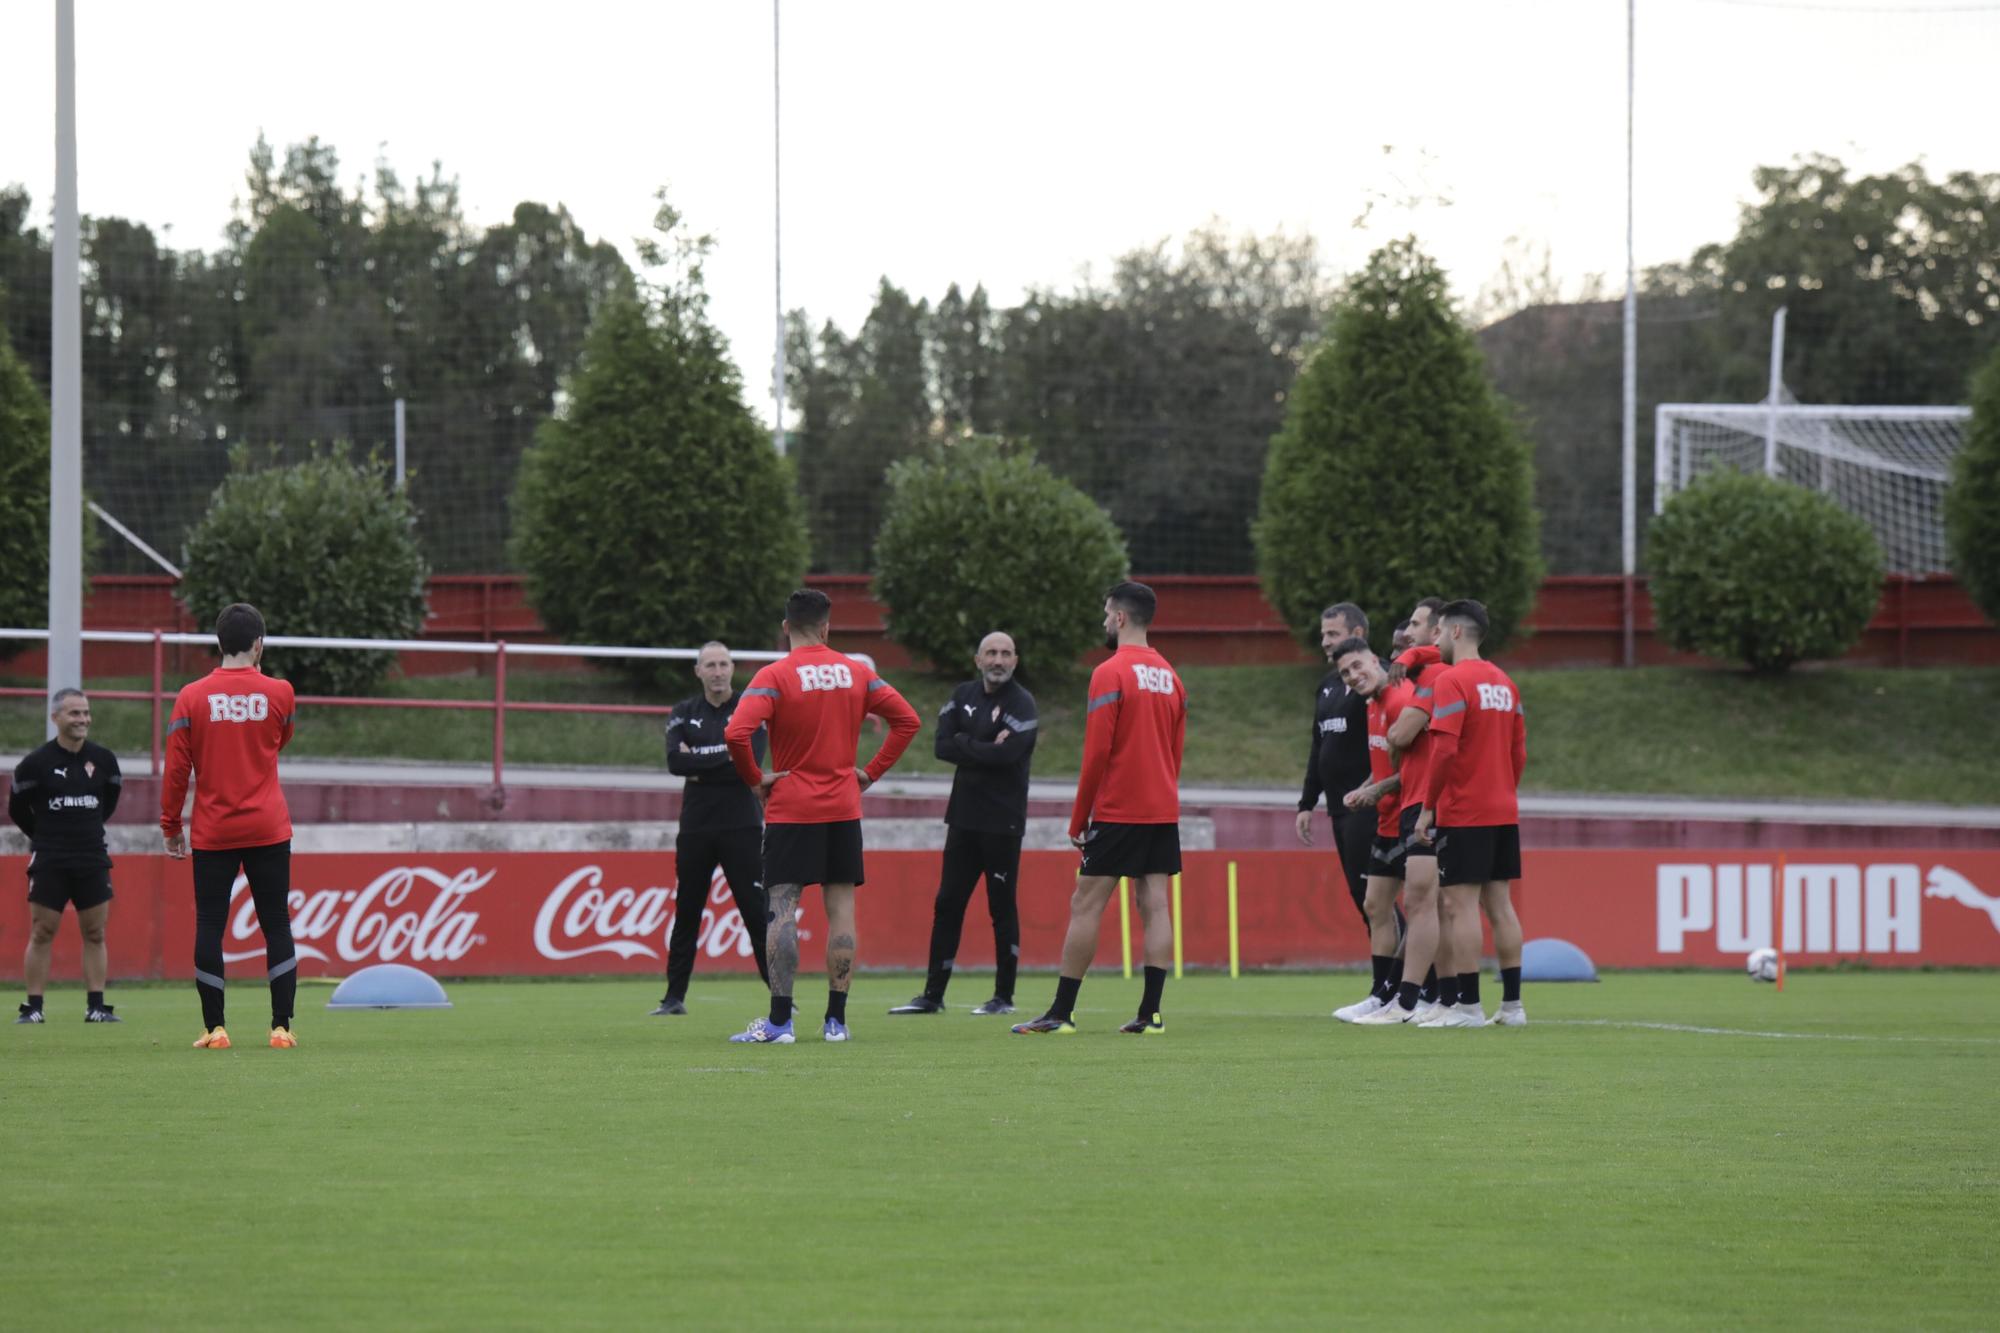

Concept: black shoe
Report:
left=888, top=995, right=944, bottom=1015
left=85, top=1005, right=120, bottom=1023
left=649, top=997, right=688, bottom=1016
left=969, top=997, right=1016, bottom=1016
left=1118, top=1012, right=1165, bottom=1035
left=15, top=1005, right=44, bottom=1025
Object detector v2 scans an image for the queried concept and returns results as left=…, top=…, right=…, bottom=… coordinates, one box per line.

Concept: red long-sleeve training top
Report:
left=726, top=644, right=920, bottom=824
left=160, top=665, right=296, bottom=850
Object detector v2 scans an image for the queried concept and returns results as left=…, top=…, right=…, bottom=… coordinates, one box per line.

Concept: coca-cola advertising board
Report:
left=5, top=849, right=2000, bottom=980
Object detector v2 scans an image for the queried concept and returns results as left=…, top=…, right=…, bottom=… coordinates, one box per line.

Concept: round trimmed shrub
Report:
left=1648, top=470, right=1882, bottom=673
left=0, top=335, right=52, bottom=637
left=873, top=435, right=1128, bottom=676
left=180, top=443, right=430, bottom=694
left=1945, top=344, right=2000, bottom=626
left=512, top=297, right=809, bottom=686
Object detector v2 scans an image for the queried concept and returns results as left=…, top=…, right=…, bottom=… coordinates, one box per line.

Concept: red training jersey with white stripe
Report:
left=1424, top=659, right=1526, bottom=826
left=1365, top=680, right=1421, bottom=838
left=1069, top=645, right=1186, bottom=837
left=726, top=644, right=920, bottom=824
left=160, top=665, right=296, bottom=850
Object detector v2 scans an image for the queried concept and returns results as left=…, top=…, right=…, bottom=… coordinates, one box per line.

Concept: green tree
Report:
left=1648, top=470, right=1881, bottom=673
left=1945, top=344, right=2000, bottom=624
left=873, top=436, right=1128, bottom=676
left=1255, top=239, right=1541, bottom=653
left=179, top=444, right=430, bottom=695
left=513, top=200, right=807, bottom=683
left=0, top=335, right=52, bottom=634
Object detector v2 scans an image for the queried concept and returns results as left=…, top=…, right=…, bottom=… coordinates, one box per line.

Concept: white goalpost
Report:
left=1653, top=402, right=1970, bottom=573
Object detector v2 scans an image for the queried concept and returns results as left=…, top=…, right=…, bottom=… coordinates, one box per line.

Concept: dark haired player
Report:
left=1015, top=582, right=1186, bottom=1036
left=1324, top=643, right=1422, bottom=1022
left=161, top=603, right=301, bottom=1050
left=725, top=589, right=920, bottom=1044
left=1413, top=599, right=1527, bottom=1027
left=11, top=689, right=122, bottom=1023
left=653, top=640, right=770, bottom=1015
left=1297, top=604, right=1406, bottom=1018
left=891, top=631, right=1035, bottom=1017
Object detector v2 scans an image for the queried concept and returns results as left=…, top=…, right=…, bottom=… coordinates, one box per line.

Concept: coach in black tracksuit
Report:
left=890, top=632, right=1036, bottom=1017
left=652, top=643, right=770, bottom=1015
left=1296, top=604, right=1381, bottom=932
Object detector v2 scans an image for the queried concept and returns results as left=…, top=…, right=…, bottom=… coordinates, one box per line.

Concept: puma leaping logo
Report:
left=1925, top=866, right=2000, bottom=933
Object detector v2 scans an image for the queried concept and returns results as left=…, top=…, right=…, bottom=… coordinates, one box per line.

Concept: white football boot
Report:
left=1493, top=1001, right=1527, bottom=1027
left=1334, top=994, right=1387, bottom=1023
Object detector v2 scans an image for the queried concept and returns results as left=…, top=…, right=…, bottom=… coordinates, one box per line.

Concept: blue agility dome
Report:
left=1520, top=938, right=1599, bottom=983
left=325, top=963, right=453, bottom=1010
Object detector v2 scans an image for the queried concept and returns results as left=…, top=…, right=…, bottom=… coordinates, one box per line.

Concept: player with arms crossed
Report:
left=11, top=689, right=123, bottom=1024
left=725, top=589, right=920, bottom=1044
left=161, top=603, right=301, bottom=1050
left=1015, top=582, right=1186, bottom=1036
left=1413, top=599, right=1527, bottom=1027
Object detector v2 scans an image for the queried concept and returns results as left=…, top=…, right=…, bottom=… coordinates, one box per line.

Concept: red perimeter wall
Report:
left=20, top=572, right=1998, bottom=677
left=8, top=848, right=1999, bottom=981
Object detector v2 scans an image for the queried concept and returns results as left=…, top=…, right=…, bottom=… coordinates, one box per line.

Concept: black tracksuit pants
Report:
left=191, top=840, right=296, bottom=1030
left=667, top=824, right=770, bottom=996
left=923, top=827, right=1022, bottom=1003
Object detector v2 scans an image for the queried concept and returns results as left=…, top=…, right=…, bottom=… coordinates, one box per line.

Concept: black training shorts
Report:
left=26, top=861, right=114, bottom=912
left=1367, top=833, right=1407, bottom=881
left=762, top=819, right=865, bottom=888
left=1078, top=821, right=1182, bottom=879
left=1434, top=824, right=1523, bottom=888
left=1398, top=803, right=1436, bottom=861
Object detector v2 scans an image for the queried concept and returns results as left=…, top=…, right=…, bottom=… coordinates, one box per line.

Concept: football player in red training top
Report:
left=1413, top=598, right=1527, bottom=1027
left=1014, top=581, right=1187, bottom=1036
left=161, top=603, right=300, bottom=1051
left=1327, top=640, right=1423, bottom=1022
left=724, top=589, right=921, bottom=1044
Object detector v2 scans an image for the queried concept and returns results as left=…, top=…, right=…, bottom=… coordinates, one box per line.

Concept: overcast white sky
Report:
left=6, top=0, right=1995, bottom=423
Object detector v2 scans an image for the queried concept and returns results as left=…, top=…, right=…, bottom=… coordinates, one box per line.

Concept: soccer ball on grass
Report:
left=1745, top=947, right=1780, bottom=983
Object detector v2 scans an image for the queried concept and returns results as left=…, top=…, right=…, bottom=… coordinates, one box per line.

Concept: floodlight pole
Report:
left=1619, top=0, right=1638, bottom=668
left=771, top=0, right=787, bottom=457
left=47, top=0, right=83, bottom=734
left=1763, top=305, right=1787, bottom=477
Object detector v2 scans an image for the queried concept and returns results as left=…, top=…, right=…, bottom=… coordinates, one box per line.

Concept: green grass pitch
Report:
left=6, top=972, right=1996, bottom=1330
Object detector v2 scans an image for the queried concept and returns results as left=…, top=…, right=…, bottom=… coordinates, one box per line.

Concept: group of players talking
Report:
left=12, top=581, right=1525, bottom=1045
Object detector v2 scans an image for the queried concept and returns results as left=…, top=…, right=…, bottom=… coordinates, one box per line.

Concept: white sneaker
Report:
left=1353, top=1001, right=1417, bottom=1025
left=1416, top=1003, right=1454, bottom=1027
left=1334, top=994, right=1386, bottom=1022
left=1440, top=1005, right=1487, bottom=1027
left=1412, top=999, right=1443, bottom=1024
left=1494, top=1002, right=1527, bottom=1027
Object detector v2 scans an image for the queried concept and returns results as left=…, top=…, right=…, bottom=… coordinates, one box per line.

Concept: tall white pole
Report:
left=1764, top=305, right=1787, bottom=477
left=1620, top=0, right=1638, bottom=668
left=47, top=0, right=83, bottom=734
left=771, top=0, right=787, bottom=456
left=394, top=397, right=407, bottom=489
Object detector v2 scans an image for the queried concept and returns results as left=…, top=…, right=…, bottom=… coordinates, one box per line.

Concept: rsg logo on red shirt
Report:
left=1475, top=683, right=1515, bottom=712
left=795, top=663, right=854, bottom=691
left=207, top=692, right=271, bottom=723
left=1132, top=664, right=1176, bottom=695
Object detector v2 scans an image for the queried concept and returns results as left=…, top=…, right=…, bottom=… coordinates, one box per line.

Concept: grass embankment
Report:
left=5, top=665, right=1998, bottom=805
left=7, top=973, right=1999, bottom=1330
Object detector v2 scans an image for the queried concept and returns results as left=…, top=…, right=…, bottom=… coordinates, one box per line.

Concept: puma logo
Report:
left=1925, top=866, right=2000, bottom=933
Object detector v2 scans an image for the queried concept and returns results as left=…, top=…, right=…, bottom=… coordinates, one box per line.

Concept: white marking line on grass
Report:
left=685, top=1066, right=769, bottom=1074
left=1543, top=1019, right=2000, bottom=1045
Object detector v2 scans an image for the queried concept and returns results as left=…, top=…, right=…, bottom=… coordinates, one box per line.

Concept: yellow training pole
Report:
left=1119, top=877, right=1132, bottom=979
left=1171, top=872, right=1183, bottom=979
left=1227, top=860, right=1240, bottom=979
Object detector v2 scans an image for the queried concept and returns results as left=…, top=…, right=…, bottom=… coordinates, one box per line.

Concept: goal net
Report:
left=1653, top=403, right=1971, bottom=573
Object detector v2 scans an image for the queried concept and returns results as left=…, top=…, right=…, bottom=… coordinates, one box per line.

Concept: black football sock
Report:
left=826, top=990, right=848, bottom=1024
left=1370, top=956, right=1396, bottom=997
left=1419, top=966, right=1439, bottom=1004
left=1501, top=966, right=1523, bottom=1002
left=1387, top=953, right=1406, bottom=990
left=1439, top=974, right=1461, bottom=1007
left=1459, top=972, right=1481, bottom=1006
left=1138, top=966, right=1166, bottom=1020
left=1394, top=981, right=1420, bottom=1011
left=770, top=995, right=794, bottom=1027
left=1050, top=974, right=1083, bottom=1021
left=87, top=990, right=104, bottom=1012
left=26, top=994, right=43, bottom=1014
